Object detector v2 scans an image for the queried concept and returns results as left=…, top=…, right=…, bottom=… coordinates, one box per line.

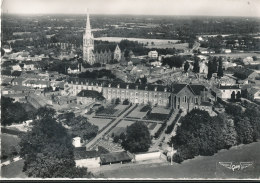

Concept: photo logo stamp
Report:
left=219, top=162, right=253, bottom=172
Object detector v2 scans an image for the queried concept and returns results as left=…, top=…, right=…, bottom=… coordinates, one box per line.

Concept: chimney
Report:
left=154, top=87, right=157, bottom=92
left=145, top=86, right=148, bottom=90
left=109, top=83, right=111, bottom=87
left=126, top=85, right=129, bottom=89
left=117, top=84, right=120, bottom=88
left=136, top=85, right=138, bottom=90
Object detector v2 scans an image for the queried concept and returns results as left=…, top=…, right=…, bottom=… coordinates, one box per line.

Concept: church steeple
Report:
left=85, top=11, right=91, bottom=33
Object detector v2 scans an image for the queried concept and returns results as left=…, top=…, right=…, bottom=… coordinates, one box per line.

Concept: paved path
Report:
left=149, top=110, right=178, bottom=152
left=1, top=156, right=22, bottom=166
left=86, top=105, right=136, bottom=149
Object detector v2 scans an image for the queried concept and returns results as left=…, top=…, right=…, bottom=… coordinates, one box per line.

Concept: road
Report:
left=86, top=104, right=136, bottom=149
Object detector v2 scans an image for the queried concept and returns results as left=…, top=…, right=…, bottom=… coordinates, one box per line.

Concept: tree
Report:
left=162, top=56, right=184, bottom=68
left=212, top=57, right=218, bottom=73
left=184, top=61, right=190, bottom=73
left=122, top=122, right=151, bottom=153
left=19, top=111, right=92, bottom=178
left=123, top=99, right=130, bottom=105
left=192, top=56, right=200, bottom=73
left=207, top=60, right=213, bottom=79
left=115, top=98, right=120, bottom=105
left=217, top=58, right=223, bottom=78
left=252, top=56, right=257, bottom=61
left=231, top=91, right=236, bottom=101
left=1, top=96, right=28, bottom=126
left=236, top=91, right=241, bottom=101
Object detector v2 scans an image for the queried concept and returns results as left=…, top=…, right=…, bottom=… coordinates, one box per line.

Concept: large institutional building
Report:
left=83, top=13, right=122, bottom=65
left=64, top=77, right=210, bottom=111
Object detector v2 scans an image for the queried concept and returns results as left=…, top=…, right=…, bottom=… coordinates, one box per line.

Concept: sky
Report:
left=2, top=0, right=260, bottom=17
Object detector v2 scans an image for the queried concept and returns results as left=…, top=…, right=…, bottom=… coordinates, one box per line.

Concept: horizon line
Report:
left=2, top=12, right=260, bottom=18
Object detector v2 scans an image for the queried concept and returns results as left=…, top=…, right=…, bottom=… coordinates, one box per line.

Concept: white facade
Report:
left=72, top=137, right=82, bottom=147
left=148, top=50, right=158, bottom=58
left=75, top=157, right=101, bottom=169
left=83, top=12, right=95, bottom=64
left=134, top=151, right=161, bottom=162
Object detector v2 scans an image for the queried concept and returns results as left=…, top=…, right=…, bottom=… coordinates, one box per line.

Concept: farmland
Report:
left=94, top=37, right=182, bottom=49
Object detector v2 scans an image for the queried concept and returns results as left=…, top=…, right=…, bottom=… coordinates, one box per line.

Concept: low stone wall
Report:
left=75, top=157, right=101, bottom=169
left=134, top=151, right=161, bottom=162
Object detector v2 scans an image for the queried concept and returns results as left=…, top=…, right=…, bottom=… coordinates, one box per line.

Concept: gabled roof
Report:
left=100, top=151, right=132, bottom=164
left=171, top=84, right=207, bottom=95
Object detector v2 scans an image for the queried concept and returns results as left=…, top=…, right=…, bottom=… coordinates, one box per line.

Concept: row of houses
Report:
left=65, top=77, right=211, bottom=111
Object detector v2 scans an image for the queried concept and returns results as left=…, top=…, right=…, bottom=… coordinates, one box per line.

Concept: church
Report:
left=83, top=13, right=122, bottom=65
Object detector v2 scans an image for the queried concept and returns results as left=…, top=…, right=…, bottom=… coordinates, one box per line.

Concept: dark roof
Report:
left=12, top=71, right=22, bottom=77
left=171, top=84, right=187, bottom=94
left=68, top=77, right=171, bottom=92
left=100, top=151, right=132, bottom=164
left=189, top=84, right=207, bottom=95
left=218, top=85, right=240, bottom=90
left=77, top=90, right=105, bottom=100
left=171, top=84, right=207, bottom=95
left=200, top=102, right=212, bottom=106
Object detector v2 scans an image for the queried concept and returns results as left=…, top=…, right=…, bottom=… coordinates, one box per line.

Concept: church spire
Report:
left=86, top=10, right=91, bottom=33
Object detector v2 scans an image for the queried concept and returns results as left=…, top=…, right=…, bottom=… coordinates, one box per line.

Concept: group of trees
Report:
left=19, top=107, right=93, bottom=178
left=111, top=121, right=152, bottom=153
left=121, top=122, right=152, bottom=153
left=58, top=112, right=98, bottom=141
left=78, top=69, right=116, bottom=80
left=207, top=57, right=223, bottom=79
left=1, top=96, right=28, bottom=126
left=171, top=104, right=260, bottom=163
left=162, top=56, right=185, bottom=68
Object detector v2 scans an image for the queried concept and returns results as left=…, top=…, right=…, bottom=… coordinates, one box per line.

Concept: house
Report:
left=199, top=61, right=208, bottom=75
left=100, top=151, right=133, bottom=165
left=23, top=80, right=49, bottom=89
left=247, top=88, right=260, bottom=101
left=74, top=146, right=109, bottom=169
left=12, top=78, right=26, bottom=86
left=217, top=84, right=241, bottom=99
left=150, top=61, right=162, bottom=67
left=76, top=90, right=105, bottom=105
left=170, top=84, right=209, bottom=112
left=233, top=68, right=259, bottom=82
left=148, top=50, right=158, bottom=58
left=223, top=49, right=232, bottom=54
left=12, top=64, right=22, bottom=71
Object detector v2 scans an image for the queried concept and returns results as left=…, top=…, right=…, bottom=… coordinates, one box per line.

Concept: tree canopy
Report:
left=122, top=122, right=151, bottom=153
left=1, top=96, right=28, bottom=126
left=19, top=107, right=93, bottom=178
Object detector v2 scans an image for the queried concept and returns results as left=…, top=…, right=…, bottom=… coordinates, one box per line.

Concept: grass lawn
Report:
left=88, top=117, right=112, bottom=130
left=1, top=133, right=21, bottom=161
left=146, top=113, right=169, bottom=121
left=96, top=105, right=118, bottom=116
left=108, top=120, right=135, bottom=137
left=127, top=105, right=148, bottom=119
left=102, top=141, right=260, bottom=179
left=151, top=107, right=171, bottom=114
left=1, top=159, right=26, bottom=178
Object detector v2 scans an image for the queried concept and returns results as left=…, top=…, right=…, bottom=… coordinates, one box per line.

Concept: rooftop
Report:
left=100, top=151, right=133, bottom=164
left=77, top=90, right=105, bottom=100
left=218, top=85, right=240, bottom=90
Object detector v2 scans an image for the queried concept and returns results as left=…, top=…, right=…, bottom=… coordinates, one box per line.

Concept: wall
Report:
left=134, top=151, right=161, bottom=162
left=220, top=89, right=241, bottom=99
left=75, top=157, right=100, bottom=169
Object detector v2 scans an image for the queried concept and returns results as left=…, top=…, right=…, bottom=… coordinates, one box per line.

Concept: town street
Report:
left=86, top=104, right=136, bottom=149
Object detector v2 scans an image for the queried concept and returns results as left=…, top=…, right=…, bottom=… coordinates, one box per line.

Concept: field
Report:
left=151, top=107, right=171, bottom=114
left=1, top=159, right=26, bottom=178
left=108, top=120, right=135, bottom=136
left=87, top=117, right=112, bottom=130
left=94, top=37, right=181, bottom=49
left=102, top=141, right=260, bottom=179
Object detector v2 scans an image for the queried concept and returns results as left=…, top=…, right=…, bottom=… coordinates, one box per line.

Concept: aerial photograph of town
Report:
left=1, top=0, right=260, bottom=180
